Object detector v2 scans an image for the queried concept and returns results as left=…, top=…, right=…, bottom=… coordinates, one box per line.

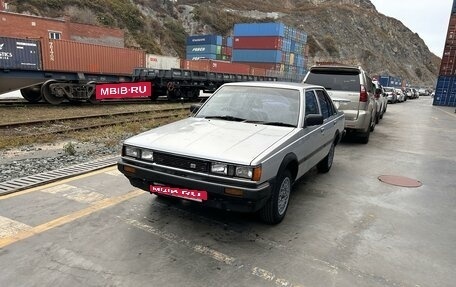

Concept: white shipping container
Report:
left=146, top=54, right=180, bottom=70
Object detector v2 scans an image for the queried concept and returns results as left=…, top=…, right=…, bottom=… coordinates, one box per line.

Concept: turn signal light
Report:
left=224, top=188, right=243, bottom=197
left=124, top=166, right=136, bottom=174
left=252, top=167, right=262, bottom=181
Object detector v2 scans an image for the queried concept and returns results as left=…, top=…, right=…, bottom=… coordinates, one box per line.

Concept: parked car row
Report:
left=303, top=65, right=387, bottom=144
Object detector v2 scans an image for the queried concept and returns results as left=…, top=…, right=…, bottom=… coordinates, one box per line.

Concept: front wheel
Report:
left=258, top=170, right=293, bottom=224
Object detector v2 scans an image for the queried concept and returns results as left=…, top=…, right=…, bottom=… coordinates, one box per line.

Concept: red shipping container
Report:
left=41, top=38, right=145, bottom=75
left=180, top=59, right=211, bottom=71
left=233, top=36, right=283, bottom=50
left=210, top=61, right=250, bottom=74
left=241, top=62, right=284, bottom=71
left=250, top=67, right=266, bottom=76
left=181, top=59, right=250, bottom=74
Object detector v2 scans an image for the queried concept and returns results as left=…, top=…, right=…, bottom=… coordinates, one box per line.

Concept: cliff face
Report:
left=7, top=0, right=440, bottom=85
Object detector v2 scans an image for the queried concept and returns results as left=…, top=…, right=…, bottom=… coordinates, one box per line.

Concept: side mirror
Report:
left=190, top=104, right=201, bottom=113
left=305, top=114, right=324, bottom=127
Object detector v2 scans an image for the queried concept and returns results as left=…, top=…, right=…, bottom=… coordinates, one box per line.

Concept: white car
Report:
left=118, top=82, right=345, bottom=224
left=395, top=88, right=406, bottom=102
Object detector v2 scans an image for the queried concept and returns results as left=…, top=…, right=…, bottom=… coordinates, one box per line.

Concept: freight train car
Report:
left=0, top=36, right=144, bottom=104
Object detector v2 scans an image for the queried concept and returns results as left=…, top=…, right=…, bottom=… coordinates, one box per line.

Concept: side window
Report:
left=315, top=90, right=331, bottom=119
left=49, top=31, right=61, bottom=40
left=320, top=89, right=337, bottom=116
left=305, top=90, right=319, bottom=115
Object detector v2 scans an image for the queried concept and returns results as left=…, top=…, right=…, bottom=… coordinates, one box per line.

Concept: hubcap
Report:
left=277, top=177, right=291, bottom=216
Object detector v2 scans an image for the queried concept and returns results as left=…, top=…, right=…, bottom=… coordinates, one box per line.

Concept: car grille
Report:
left=153, top=152, right=209, bottom=173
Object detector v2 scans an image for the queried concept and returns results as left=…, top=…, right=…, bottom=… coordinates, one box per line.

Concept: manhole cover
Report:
left=378, top=175, right=422, bottom=188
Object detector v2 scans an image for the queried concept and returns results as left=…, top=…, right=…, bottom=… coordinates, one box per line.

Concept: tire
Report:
left=375, top=112, right=380, bottom=124
left=317, top=141, right=335, bottom=173
left=258, top=169, right=293, bottom=224
left=370, top=116, right=376, bottom=132
left=359, top=128, right=370, bottom=144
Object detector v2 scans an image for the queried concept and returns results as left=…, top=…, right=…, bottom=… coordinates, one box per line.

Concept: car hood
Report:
left=124, top=117, right=294, bottom=165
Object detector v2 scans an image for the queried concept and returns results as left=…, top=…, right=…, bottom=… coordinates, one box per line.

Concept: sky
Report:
left=370, top=0, right=453, bottom=57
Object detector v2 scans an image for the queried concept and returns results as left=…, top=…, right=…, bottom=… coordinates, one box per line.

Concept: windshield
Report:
left=305, top=70, right=360, bottom=92
left=195, top=85, right=300, bottom=127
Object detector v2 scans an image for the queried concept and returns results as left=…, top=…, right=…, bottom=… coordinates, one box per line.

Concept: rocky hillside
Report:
left=7, top=0, right=440, bottom=85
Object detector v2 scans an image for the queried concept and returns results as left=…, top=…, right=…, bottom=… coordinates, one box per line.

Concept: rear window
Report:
left=305, top=70, right=360, bottom=92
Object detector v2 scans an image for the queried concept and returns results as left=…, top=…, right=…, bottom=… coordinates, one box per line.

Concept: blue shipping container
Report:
left=186, top=53, right=218, bottom=60
left=234, top=23, right=285, bottom=37
left=227, top=37, right=233, bottom=47
left=0, top=37, right=41, bottom=70
left=232, top=49, right=283, bottom=63
left=433, top=76, right=456, bottom=107
left=379, top=75, right=402, bottom=88
left=187, top=35, right=221, bottom=46
left=186, top=45, right=218, bottom=55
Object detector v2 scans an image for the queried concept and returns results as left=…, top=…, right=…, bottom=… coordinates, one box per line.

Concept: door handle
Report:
left=320, top=127, right=325, bottom=132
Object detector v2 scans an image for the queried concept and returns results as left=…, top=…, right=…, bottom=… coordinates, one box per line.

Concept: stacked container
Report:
left=186, top=35, right=232, bottom=61
left=379, top=75, right=402, bottom=88
left=435, top=0, right=456, bottom=107
left=231, top=23, right=308, bottom=82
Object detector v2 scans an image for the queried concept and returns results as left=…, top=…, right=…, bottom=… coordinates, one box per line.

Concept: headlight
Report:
left=141, top=150, right=154, bottom=161
left=235, top=166, right=253, bottom=179
left=124, top=146, right=140, bottom=158
left=211, top=163, right=228, bottom=175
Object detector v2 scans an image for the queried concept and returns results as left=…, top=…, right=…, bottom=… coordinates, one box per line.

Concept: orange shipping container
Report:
left=250, top=67, right=266, bottom=76
left=41, top=38, right=145, bottom=75
left=181, top=59, right=251, bottom=74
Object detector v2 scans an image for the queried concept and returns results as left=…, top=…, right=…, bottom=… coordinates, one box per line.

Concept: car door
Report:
left=315, top=89, right=338, bottom=158
left=296, top=89, right=324, bottom=178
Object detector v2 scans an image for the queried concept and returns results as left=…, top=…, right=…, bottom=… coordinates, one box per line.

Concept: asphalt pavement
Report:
left=0, top=97, right=455, bottom=287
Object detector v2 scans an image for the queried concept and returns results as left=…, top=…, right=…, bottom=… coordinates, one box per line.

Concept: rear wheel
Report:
left=359, top=128, right=370, bottom=144
left=258, top=169, right=293, bottom=224
left=317, top=141, right=335, bottom=173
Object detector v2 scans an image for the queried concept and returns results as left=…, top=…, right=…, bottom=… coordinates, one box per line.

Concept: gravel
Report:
left=0, top=141, right=122, bottom=183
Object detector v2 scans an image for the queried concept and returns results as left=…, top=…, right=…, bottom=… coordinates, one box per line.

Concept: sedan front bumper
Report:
left=118, top=158, right=273, bottom=213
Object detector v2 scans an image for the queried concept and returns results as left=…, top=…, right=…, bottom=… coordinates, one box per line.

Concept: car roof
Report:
left=223, top=81, right=325, bottom=90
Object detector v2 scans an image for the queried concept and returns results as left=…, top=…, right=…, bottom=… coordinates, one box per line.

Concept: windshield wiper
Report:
left=244, top=120, right=295, bottom=127
left=205, top=115, right=246, bottom=122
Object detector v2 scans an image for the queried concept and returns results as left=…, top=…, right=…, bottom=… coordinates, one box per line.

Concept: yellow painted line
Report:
left=0, top=189, right=144, bottom=249
left=41, top=184, right=105, bottom=204
left=0, top=215, right=32, bottom=239
left=433, top=106, right=456, bottom=118
left=0, top=166, right=117, bottom=201
left=105, top=170, right=122, bottom=176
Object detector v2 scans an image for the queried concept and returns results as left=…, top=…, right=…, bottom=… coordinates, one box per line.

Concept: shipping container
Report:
left=379, top=75, right=402, bottom=88
left=40, top=38, right=144, bottom=75
left=233, top=36, right=283, bottom=50
left=453, top=0, right=456, bottom=14
left=240, top=62, right=285, bottom=71
left=180, top=59, right=251, bottom=74
left=186, top=44, right=218, bottom=54
left=232, top=49, right=283, bottom=63
left=146, top=54, right=180, bottom=70
left=249, top=67, right=267, bottom=76
left=0, top=37, right=41, bottom=70
left=187, top=35, right=222, bottom=46
left=186, top=53, right=217, bottom=60
left=234, top=23, right=285, bottom=37
left=434, top=75, right=456, bottom=106
left=227, top=37, right=233, bottom=47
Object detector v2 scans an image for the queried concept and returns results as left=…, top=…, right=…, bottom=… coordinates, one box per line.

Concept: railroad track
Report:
left=0, top=97, right=205, bottom=107
left=0, top=106, right=191, bottom=139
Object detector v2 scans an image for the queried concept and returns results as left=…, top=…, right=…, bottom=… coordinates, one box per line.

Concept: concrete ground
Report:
left=0, top=97, right=455, bottom=287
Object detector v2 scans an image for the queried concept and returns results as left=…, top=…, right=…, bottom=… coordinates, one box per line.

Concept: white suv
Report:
left=303, top=66, right=376, bottom=143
